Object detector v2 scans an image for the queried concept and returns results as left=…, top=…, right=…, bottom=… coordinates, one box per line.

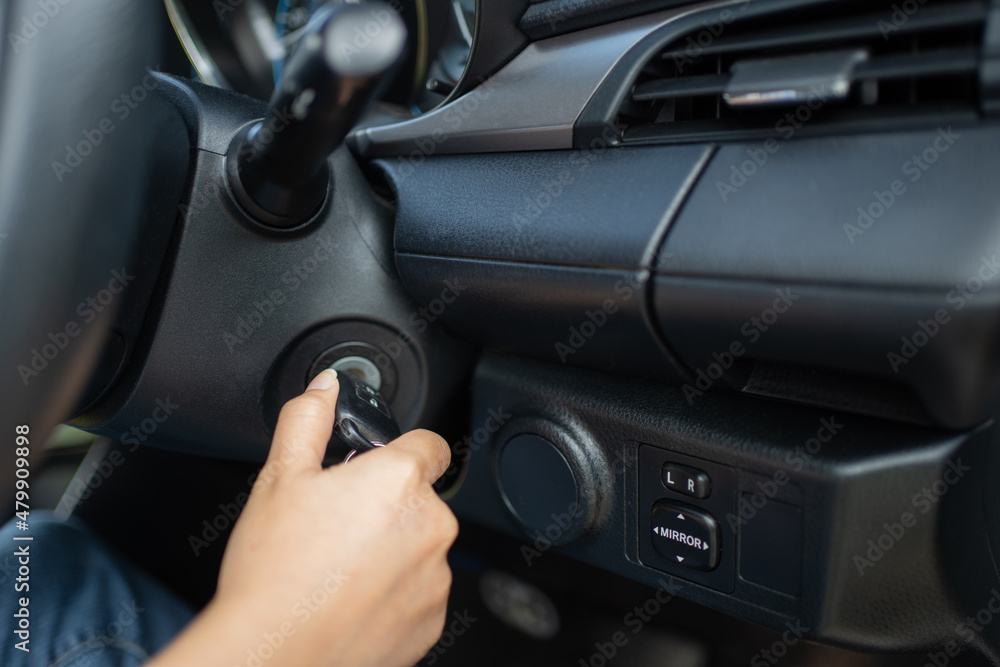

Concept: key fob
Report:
left=332, top=371, right=401, bottom=453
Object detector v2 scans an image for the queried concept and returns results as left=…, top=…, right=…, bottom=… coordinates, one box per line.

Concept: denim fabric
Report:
left=0, top=512, right=194, bottom=666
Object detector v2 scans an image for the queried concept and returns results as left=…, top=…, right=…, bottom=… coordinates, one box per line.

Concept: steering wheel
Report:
left=0, top=0, right=166, bottom=502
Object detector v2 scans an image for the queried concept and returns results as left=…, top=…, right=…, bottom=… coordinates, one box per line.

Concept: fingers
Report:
left=381, top=429, right=452, bottom=486
left=266, top=369, right=340, bottom=476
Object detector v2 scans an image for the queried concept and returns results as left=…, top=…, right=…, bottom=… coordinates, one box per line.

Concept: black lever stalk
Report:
left=227, top=2, right=406, bottom=228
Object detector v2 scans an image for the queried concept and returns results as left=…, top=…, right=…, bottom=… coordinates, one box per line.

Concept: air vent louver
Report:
left=616, top=0, right=992, bottom=143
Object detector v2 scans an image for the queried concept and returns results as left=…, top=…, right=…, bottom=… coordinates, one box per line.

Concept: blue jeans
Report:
left=0, top=512, right=194, bottom=666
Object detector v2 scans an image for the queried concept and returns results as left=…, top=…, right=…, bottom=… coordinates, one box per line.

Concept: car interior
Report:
left=3, top=0, right=1000, bottom=664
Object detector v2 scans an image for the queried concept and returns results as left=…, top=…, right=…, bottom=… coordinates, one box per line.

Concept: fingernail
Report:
left=306, top=368, right=338, bottom=392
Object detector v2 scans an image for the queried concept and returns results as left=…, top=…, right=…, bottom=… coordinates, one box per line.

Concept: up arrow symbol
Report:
left=676, top=514, right=685, bottom=520
left=676, top=556, right=684, bottom=562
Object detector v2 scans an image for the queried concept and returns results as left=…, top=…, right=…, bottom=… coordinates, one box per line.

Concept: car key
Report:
left=330, top=370, right=401, bottom=462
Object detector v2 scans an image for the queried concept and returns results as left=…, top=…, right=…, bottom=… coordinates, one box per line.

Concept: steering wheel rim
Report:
left=0, top=0, right=165, bottom=504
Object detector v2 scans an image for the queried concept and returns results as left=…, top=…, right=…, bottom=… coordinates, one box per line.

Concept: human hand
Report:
left=148, top=369, right=458, bottom=667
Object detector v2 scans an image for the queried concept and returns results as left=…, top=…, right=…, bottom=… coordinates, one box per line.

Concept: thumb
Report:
left=266, top=368, right=340, bottom=476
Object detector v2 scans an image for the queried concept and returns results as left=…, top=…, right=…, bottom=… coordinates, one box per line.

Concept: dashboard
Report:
left=130, top=0, right=1000, bottom=657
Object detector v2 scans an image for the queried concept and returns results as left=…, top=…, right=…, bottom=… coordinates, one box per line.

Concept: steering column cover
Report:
left=71, top=77, right=474, bottom=461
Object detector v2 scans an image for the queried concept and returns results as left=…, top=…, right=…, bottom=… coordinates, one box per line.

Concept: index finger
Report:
left=266, top=369, right=341, bottom=477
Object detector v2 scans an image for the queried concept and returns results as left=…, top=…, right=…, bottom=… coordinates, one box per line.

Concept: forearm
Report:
left=145, top=598, right=269, bottom=667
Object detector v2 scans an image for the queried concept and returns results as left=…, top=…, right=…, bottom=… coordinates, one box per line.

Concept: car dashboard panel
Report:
left=371, top=0, right=1000, bottom=654
left=66, top=0, right=1000, bottom=656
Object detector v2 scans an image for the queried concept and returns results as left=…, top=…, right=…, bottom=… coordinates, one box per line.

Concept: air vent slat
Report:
left=658, top=2, right=987, bottom=61
left=622, top=107, right=980, bottom=144
left=633, top=51, right=980, bottom=104
left=616, top=0, right=986, bottom=144
left=854, top=49, right=980, bottom=80
left=633, top=73, right=731, bottom=101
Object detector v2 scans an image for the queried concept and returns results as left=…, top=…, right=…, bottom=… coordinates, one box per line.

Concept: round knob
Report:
left=493, top=417, right=611, bottom=545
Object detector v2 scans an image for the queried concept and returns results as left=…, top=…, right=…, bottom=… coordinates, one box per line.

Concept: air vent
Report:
left=616, top=0, right=993, bottom=143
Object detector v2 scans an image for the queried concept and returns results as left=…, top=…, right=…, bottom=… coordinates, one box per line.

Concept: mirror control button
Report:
left=650, top=502, right=720, bottom=571
left=661, top=462, right=711, bottom=499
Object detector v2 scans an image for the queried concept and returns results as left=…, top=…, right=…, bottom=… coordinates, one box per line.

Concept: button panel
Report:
left=638, top=445, right=735, bottom=592
left=650, top=501, right=720, bottom=571
left=661, top=462, right=711, bottom=499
